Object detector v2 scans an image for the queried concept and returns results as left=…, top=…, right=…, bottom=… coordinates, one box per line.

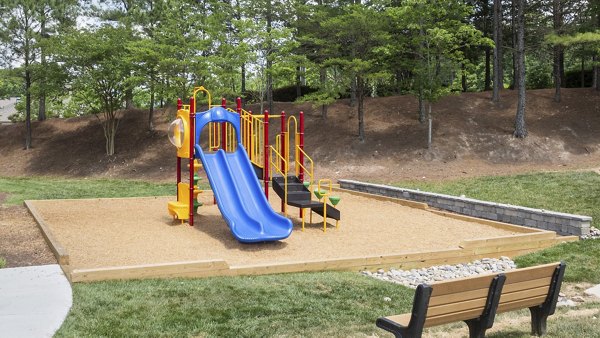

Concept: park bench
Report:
left=376, top=261, right=566, bottom=338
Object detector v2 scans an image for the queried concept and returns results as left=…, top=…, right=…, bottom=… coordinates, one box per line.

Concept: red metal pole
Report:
left=189, top=97, right=195, bottom=226
left=280, top=111, right=286, bottom=212
left=299, top=111, right=305, bottom=218
left=264, top=110, right=270, bottom=200
left=236, top=97, right=242, bottom=148
left=221, top=97, right=227, bottom=150
left=177, top=97, right=182, bottom=110
left=299, top=111, right=305, bottom=183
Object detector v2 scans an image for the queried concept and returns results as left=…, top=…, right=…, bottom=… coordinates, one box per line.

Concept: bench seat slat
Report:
left=383, top=313, right=410, bottom=327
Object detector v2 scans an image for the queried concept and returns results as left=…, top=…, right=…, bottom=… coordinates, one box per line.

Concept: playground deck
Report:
left=25, top=189, right=576, bottom=283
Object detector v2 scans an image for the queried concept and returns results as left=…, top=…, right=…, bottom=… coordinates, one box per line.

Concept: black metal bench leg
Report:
left=464, top=318, right=488, bottom=338
left=529, top=306, right=548, bottom=336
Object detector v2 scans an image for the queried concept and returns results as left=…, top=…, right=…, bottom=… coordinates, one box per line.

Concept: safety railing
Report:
left=296, top=145, right=314, bottom=192
left=269, top=145, right=288, bottom=215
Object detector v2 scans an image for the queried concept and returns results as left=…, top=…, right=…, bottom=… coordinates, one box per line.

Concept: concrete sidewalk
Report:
left=0, top=264, right=72, bottom=338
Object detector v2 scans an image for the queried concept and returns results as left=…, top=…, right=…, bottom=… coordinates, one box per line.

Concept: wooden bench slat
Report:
left=427, top=296, right=488, bottom=317
left=424, top=308, right=490, bottom=327
left=429, top=287, right=490, bottom=306
left=497, top=295, right=548, bottom=313
left=502, top=276, right=552, bottom=293
left=501, top=286, right=550, bottom=303
left=430, top=273, right=498, bottom=297
left=502, top=263, right=558, bottom=283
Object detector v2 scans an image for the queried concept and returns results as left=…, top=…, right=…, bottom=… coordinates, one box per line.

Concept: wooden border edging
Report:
left=70, top=260, right=230, bottom=282
left=24, top=200, right=70, bottom=266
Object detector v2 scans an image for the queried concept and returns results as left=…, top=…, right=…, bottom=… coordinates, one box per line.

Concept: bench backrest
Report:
left=497, top=262, right=565, bottom=314
left=419, top=273, right=505, bottom=328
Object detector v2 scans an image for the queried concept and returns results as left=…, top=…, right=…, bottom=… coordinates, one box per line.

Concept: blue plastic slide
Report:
left=193, top=107, right=293, bottom=243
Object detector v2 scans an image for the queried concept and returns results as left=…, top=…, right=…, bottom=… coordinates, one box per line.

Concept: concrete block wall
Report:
left=339, top=180, right=591, bottom=236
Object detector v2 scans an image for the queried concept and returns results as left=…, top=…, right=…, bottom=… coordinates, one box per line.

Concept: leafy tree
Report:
left=0, top=0, right=76, bottom=148
left=58, top=26, right=130, bottom=155
left=320, top=4, right=389, bottom=142
left=388, top=0, right=491, bottom=147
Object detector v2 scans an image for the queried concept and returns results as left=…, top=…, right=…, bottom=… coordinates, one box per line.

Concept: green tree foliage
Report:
left=388, top=0, right=491, bottom=146
left=0, top=0, right=76, bottom=147
left=57, top=26, right=131, bottom=155
left=1, top=0, right=597, bottom=151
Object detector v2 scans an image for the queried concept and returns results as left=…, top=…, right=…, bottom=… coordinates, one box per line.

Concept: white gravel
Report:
left=362, top=257, right=516, bottom=288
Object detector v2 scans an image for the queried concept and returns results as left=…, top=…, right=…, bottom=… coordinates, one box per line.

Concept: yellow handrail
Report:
left=317, top=179, right=333, bottom=232
left=296, top=145, right=314, bottom=192
left=269, top=145, right=288, bottom=215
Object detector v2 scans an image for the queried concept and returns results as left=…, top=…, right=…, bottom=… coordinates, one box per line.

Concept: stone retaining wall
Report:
left=339, top=180, right=591, bottom=236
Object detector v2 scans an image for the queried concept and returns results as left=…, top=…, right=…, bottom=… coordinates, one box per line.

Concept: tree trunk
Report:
left=25, top=68, right=32, bottom=149
left=484, top=48, right=491, bottom=91
left=492, top=0, right=503, bottom=102
left=103, top=114, right=119, bottom=156
left=320, top=67, right=327, bottom=119
left=553, top=45, right=562, bottom=102
left=553, top=0, right=562, bottom=102
left=296, top=66, right=302, bottom=99
left=514, top=0, right=527, bottom=138
left=427, top=103, right=432, bottom=149
left=241, top=63, right=246, bottom=93
left=418, top=88, right=426, bottom=123
left=350, top=75, right=356, bottom=107
left=38, top=16, right=47, bottom=121
left=461, top=63, right=467, bottom=92
left=357, top=76, right=365, bottom=142
left=149, top=77, right=155, bottom=131
left=511, top=0, right=518, bottom=90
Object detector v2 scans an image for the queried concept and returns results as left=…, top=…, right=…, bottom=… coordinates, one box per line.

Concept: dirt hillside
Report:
left=1, top=88, right=599, bottom=183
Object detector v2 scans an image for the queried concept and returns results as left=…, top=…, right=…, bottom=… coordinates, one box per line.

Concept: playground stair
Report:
left=272, top=176, right=341, bottom=221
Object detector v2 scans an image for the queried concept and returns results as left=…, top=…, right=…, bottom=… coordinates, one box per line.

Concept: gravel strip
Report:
left=362, top=257, right=516, bottom=288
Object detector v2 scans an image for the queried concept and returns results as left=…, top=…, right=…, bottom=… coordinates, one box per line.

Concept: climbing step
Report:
left=272, top=175, right=340, bottom=221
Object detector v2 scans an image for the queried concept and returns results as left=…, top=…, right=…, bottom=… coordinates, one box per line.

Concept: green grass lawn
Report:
left=55, top=272, right=413, bottom=338
left=2, top=172, right=599, bottom=336
left=0, top=257, right=5, bottom=269
left=0, top=176, right=177, bottom=205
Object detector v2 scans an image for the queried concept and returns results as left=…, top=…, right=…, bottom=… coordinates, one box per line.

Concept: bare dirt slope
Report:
left=0, top=88, right=599, bottom=183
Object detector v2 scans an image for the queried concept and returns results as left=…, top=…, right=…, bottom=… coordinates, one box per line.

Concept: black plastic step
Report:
left=272, top=176, right=311, bottom=202
left=311, top=204, right=341, bottom=221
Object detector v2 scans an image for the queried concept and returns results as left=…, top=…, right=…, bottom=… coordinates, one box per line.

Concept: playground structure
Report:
left=167, top=86, right=341, bottom=242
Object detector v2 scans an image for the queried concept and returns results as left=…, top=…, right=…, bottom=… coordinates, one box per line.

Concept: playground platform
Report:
left=25, top=189, right=577, bottom=283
